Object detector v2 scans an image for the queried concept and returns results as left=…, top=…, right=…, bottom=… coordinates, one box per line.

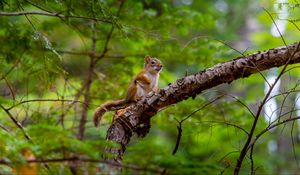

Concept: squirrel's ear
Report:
left=144, top=55, right=151, bottom=63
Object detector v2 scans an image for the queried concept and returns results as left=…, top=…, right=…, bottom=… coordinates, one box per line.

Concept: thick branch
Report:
left=106, top=42, right=300, bottom=162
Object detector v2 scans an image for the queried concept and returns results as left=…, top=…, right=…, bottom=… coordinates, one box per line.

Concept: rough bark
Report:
left=105, top=42, right=300, bottom=163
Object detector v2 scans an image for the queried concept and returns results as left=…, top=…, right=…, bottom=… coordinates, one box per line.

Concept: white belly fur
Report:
left=146, top=72, right=159, bottom=90
left=136, top=73, right=159, bottom=99
left=136, top=84, right=147, bottom=98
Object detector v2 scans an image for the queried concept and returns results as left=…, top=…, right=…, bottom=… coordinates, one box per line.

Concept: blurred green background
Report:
left=0, top=0, right=300, bottom=174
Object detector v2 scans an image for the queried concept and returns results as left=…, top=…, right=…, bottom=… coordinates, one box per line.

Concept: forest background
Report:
left=0, top=0, right=300, bottom=174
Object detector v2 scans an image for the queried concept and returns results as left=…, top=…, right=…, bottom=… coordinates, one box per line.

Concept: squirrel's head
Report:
left=144, top=55, right=163, bottom=74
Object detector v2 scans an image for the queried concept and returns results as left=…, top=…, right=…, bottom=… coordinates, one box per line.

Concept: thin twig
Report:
left=250, top=145, right=255, bottom=175
left=0, top=104, right=31, bottom=141
left=225, top=94, right=256, bottom=118
left=172, top=119, right=182, bottom=155
left=181, top=95, right=224, bottom=123
left=171, top=95, right=223, bottom=155
left=0, top=57, right=21, bottom=81
left=3, top=77, right=16, bottom=100
left=291, top=119, right=300, bottom=169
left=0, top=11, right=112, bottom=23
left=0, top=123, right=9, bottom=132
left=7, top=99, right=87, bottom=111
left=201, top=120, right=249, bottom=136
left=0, top=157, right=162, bottom=173
left=288, top=20, right=300, bottom=31
left=94, top=0, right=125, bottom=64
left=249, top=116, right=300, bottom=150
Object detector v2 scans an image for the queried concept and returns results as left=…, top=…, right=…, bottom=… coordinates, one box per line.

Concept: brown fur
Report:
left=93, top=56, right=162, bottom=127
left=93, top=99, right=128, bottom=127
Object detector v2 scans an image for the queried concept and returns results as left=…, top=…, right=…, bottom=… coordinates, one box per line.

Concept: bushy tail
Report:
left=93, top=99, right=128, bottom=127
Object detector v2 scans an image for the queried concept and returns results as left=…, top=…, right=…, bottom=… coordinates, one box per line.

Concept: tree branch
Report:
left=0, top=11, right=112, bottom=23
left=77, top=22, right=97, bottom=141
left=0, top=157, right=162, bottom=174
left=6, top=99, right=87, bottom=111
left=105, top=42, right=300, bottom=163
left=0, top=104, right=31, bottom=141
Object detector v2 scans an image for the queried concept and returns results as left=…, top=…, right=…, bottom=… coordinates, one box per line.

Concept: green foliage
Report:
left=0, top=0, right=300, bottom=174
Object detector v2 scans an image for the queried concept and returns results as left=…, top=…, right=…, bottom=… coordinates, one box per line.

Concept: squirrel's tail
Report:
left=93, top=99, right=128, bottom=127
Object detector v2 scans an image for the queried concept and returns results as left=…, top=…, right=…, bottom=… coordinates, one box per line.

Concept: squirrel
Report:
left=93, top=55, right=163, bottom=127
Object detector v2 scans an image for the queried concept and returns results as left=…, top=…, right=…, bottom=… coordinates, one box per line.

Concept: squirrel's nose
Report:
left=156, top=66, right=162, bottom=71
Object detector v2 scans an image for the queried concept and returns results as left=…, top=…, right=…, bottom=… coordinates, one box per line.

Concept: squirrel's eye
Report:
left=151, top=61, right=155, bottom=64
